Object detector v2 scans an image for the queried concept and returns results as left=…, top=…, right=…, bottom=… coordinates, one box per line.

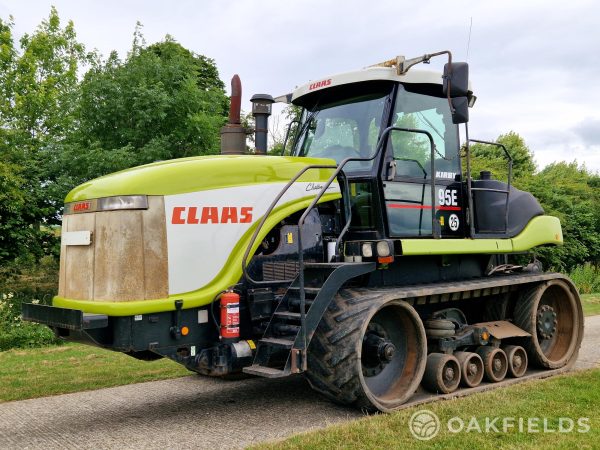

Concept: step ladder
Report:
left=243, top=261, right=374, bottom=378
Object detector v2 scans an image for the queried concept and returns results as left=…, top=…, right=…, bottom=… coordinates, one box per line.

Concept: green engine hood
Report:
left=65, top=155, right=339, bottom=202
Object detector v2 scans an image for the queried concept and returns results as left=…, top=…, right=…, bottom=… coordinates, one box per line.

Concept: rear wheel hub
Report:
left=537, top=305, right=558, bottom=340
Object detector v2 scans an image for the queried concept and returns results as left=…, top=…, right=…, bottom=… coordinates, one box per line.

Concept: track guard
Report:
left=297, top=262, right=376, bottom=347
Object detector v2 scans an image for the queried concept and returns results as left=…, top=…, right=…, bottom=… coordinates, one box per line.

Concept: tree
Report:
left=0, top=162, right=28, bottom=261
left=59, top=30, right=229, bottom=188
left=467, top=131, right=536, bottom=181
left=0, top=8, right=87, bottom=262
left=523, top=162, right=600, bottom=271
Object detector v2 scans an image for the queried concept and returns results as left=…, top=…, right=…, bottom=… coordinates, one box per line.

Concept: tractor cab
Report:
left=291, top=67, right=465, bottom=240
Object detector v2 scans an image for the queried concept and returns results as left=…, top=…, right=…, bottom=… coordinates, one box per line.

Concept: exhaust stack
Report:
left=220, top=75, right=247, bottom=155
left=250, top=94, right=274, bottom=155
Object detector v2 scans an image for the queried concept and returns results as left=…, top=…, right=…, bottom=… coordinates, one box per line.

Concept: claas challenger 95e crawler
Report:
left=24, top=51, right=583, bottom=412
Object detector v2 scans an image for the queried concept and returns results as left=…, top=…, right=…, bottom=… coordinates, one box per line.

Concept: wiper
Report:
left=294, top=101, right=322, bottom=155
left=415, top=111, right=459, bottom=161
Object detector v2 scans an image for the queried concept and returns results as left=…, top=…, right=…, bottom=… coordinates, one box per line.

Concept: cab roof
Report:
left=287, top=66, right=473, bottom=106
left=291, top=67, right=443, bottom=102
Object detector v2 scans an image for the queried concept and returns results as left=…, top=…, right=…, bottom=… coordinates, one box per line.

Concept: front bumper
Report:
left=21, top=303, right=108, bottom=331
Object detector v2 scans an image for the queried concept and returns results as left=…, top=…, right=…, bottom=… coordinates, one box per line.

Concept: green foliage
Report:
left=522, top=162, right=600, bottom=271
left=0, top=289, right=59, bottom=351
left=0, top=8, right=88, bottom=262
left=59, top=32, right=228, bottom=189
left=468, top=131, right=536, bottom=181
left=0, top=256, right=61, bottom=350
left=0, top=162, right=29, bottom=261
left=569, top=264, right=600, bottom=294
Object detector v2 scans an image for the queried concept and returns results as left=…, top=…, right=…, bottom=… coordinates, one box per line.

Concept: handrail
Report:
left=242, top=125, right=438, bottom=284
left=295, top=126, right=437, bottom=354
left=467, top=139, right=513, bottom=234
left=241, top=163, right=338, bottom=285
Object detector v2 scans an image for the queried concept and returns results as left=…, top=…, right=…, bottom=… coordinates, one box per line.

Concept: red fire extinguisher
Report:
left=220, top=291, right=240, bottom=342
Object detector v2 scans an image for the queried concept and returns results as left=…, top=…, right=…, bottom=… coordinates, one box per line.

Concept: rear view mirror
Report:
left=451, top=97, right=469, bottom=124
left=443, top=62, right=469, bottom=98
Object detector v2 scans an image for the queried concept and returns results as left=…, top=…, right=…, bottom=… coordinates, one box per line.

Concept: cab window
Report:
left=389, top=87, right=460, bottom=180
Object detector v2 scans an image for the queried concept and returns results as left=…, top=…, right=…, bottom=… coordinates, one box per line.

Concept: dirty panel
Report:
left=58, top=215, right=68, bottom=297
left=94, top=210, right=145, bottom=301
left=63, top=213, right=96, bottom=300
left=142, top=196, right=168, bottom=299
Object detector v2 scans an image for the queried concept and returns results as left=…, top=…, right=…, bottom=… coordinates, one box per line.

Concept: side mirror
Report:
left=443, top=62, right=469, bottom=98
left=451, top=97, right=469, bottom=124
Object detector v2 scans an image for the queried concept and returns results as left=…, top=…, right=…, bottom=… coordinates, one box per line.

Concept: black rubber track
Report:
left=305, top=288, right=426, bottom=411
left=482, top=293, right=511, bottom=321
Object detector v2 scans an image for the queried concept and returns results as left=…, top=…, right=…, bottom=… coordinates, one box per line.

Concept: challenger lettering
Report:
left=171, top=206, right=253, bottom=224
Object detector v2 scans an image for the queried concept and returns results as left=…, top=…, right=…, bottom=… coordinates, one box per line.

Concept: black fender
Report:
left=292, top=262, right=376, bottom=349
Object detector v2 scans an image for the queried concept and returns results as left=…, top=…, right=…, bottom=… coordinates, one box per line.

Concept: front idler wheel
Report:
left=422, top=353, right=461, bottom=394
left=306, top=290, right=427, bottom=412
left=477, top=346, right=508, bottom=382
left=503, top=345, right=528, bottom=378
left=454, top=351, right=484, bottom=388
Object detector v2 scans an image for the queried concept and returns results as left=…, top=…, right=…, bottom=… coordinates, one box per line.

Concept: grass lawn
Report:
left=582, top=293, right=600, bottom=316
left=256, top=368, right=600, bottom=450
left=0, top=343, right=189, bottom=403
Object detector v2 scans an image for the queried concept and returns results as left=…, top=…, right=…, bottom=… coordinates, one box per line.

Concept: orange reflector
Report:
left=482, top=331, right=489, bottom=341
left=378, top=256, right=394, bottom=264
left=181, top=326, right=189, bottom=336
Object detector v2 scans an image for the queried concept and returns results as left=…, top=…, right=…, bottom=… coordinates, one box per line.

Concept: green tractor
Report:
left=23, top=51, right=583, bottom=412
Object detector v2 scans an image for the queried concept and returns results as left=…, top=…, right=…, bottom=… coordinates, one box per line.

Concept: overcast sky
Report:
left=1, top=0, right=598, bottom=172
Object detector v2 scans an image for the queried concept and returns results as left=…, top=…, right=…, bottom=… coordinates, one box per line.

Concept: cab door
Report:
left=381, top=87, right=465, bottom=238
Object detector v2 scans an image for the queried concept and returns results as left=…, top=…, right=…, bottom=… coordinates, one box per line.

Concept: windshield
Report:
left=294, top=83, right=391, bottom=174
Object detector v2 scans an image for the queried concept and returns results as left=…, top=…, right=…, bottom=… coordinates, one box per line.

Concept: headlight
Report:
left=64, top=195, right=149, bottom=214
left=361, top=242, right=373, bottom=258
left=98, top=195, right=148, bottom=211
left=376, top=240, right=392, bottom=257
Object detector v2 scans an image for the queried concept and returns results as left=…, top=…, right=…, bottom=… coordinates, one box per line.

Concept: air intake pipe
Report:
left=220, top=75, right=247, bottom=155
left=250, top=94, right=274, bottom=155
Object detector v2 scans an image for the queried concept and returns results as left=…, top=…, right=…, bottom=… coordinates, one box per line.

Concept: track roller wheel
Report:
left=422, top=353, right=461, bottom=394
left=476, top=346, right=508, bottom=382
left=502, top=345, right=528, bottom=378
left=454, top=351, right=484, bottom=388
left=514, top=279, right=584, bottom=369
left=306, top=289, right=427, bottom=412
